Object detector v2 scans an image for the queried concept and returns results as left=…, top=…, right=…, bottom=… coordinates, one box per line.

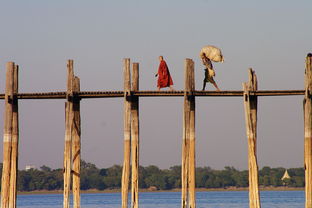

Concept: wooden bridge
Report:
left=0, top=89, right=305, bottom=99
left=1, top=54, right=312, bottom=208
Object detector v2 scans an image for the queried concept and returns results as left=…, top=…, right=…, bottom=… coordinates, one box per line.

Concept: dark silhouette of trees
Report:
left=0, top=161, right=303, bottom=192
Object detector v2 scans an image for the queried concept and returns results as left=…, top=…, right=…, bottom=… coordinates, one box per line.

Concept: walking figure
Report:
left=200, top=45, right=224, bottom=91
left=155, top=56, right=174, bottom=91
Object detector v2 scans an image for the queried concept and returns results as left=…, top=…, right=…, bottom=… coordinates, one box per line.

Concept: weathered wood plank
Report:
left=0, top=89, right=305, bottom=100
left=182, top=59, right=194, bottom=208
left=72, top=76, right=81, bottom=208
left=63, top=60, right=74, bottom=208
left=131, top=63, right=139, bottom=208
left=304, top=53, right=312, bottom=208
left=243, top=69, right=261, bottom=208
left=9, top=64, right=19, bottom=208
left=122, top=58, right=131, bottom=208
left=1, top=62, right=15, bottom=208
left=188, top=59, right=196, bottom=208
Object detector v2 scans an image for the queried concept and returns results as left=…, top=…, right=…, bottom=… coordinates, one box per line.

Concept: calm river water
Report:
left=16, top=190, right=304, bottom=208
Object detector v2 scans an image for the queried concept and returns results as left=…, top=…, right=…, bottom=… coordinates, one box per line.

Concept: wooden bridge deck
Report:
left=0, top=90, right=305, bottom=99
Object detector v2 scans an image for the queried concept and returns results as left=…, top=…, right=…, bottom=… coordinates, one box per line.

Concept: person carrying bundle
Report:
left=199, top=45, right=224, bottom=91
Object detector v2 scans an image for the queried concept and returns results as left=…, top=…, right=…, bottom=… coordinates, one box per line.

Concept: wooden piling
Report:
left=188, top=60, right=196, bottom=208
left=1, top=62, right=14, bottom=208
left=72, top=76, right=81, bottom=208
left=131, top=63, right=139, bottom=208
left=182, top=58, right=196, bottom=208
left=63, top=60, right=74, bottom=208
left=243, top=69, right=261, bottom=208
left=122, top=58, right=131, bottom=208
left=304, top=53, right=312, bottom=208
left=9, top=64, right=19, bottom=208
left=1, top=62, right=18, bottom=208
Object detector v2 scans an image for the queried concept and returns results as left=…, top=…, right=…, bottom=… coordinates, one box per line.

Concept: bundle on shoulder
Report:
left=199, top=45, right=224, bottom=63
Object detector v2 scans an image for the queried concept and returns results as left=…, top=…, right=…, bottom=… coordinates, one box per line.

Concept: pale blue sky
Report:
left=0, top=1, right=311, bottom=170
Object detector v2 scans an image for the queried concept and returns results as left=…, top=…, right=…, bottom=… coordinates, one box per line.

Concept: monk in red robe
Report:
left=155, top=56, right=174, bottom=90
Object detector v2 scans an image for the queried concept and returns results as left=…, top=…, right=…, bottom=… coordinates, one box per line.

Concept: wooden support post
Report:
left=1, top=62, right=18, bottom=208
left=72, top=76, right=81, bottom=208
left=182, top=58, right=196, bottom=208
left=1, top=62, right=14, bottom=208
left=122, top=58, right=131, bottom=208
left=131, top=63, right=139, bottom=208
left=188, top=59, right=196, bottom=208
left=304, top=53, right=312, bottom=208
left=243, top=68, right=261, bottom=208
left=63, top=60, right=74, bottom=208
left=9, top=64, right=19, bottom=208
left=182, top=59, right=190, bottom=208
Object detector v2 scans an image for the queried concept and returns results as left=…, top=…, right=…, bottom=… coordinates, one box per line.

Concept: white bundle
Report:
left=199, top=45, right=224, bottom=63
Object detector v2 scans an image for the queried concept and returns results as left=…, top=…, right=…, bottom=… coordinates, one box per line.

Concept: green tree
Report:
left=11, top=162, right=306, bottom=191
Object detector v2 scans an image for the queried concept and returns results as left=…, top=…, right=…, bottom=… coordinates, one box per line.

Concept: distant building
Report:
left=281, top=170, right=291, bottom=181
left=25, top=165, right=36, bottom=171
left=281, top=169, right=291, bottom=186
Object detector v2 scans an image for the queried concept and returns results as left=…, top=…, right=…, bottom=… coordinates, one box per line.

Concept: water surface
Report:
left=16, top=190, right=304, bottom=208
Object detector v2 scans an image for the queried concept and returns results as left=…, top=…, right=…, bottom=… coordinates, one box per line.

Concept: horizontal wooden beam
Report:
left=0, top=90, right=305, bottom=99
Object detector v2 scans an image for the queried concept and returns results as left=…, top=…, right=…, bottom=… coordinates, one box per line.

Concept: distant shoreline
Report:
left=17, top=187, right=304, bottom=195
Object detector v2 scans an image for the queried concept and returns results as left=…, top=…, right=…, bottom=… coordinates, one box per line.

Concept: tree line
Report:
left=0, top=161, right=305, bottom=192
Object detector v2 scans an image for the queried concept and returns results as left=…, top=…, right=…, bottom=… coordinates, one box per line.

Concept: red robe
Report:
left=157, top=60, right=173, bottom=88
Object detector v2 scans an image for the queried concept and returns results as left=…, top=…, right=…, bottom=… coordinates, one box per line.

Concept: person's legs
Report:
left=202, top=79, right=206, bottom=91
left=203, top=68, right=208, bottom=91
left=213, top=82, right=220, bottom=91
left=209, top=76, right=220, bottom=91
